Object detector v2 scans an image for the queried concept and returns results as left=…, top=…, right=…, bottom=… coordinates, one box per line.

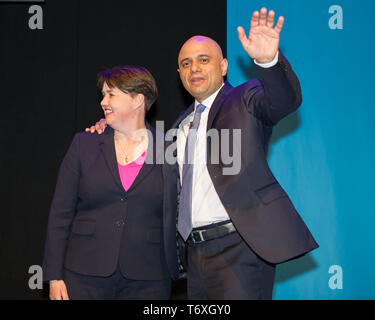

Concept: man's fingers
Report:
left=95, top=123, right=102, bottom=134
left=99, top=118, right=107, bottom=131
left=61, top=288, right=69, bottom=300
left=274, top=16, right=285, bottom=34
left=49, top=281, right=69, bottom=300
left=50, top=291, right=62, bottom=300
left=237, top=26, right=246, bottom=42
left=267, top=10, right=275, bottom=28
left=259, top=7, right=267, bottom=26
left=250, top=10, right=260, bottom=28
left=85, top=118, right=107, bottom=135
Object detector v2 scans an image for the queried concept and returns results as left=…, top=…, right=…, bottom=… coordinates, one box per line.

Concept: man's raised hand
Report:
left=237, top=8, right=284, bottom=63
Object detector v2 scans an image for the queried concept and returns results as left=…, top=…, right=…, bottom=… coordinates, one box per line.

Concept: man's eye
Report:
left=182, top=62, right=190, bottom=68
left=201, top=58, right=208, bottom=63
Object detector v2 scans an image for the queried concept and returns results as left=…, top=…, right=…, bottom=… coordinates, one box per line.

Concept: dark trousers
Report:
left=63, top=264, right=171, bottom=300
left=186, top=231, right=275, bottom=300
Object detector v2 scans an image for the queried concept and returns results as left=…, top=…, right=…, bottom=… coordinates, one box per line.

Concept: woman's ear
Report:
left=134, top=93, right=145, bottom=109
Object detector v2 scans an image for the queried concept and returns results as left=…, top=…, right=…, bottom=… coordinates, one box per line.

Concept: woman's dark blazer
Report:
left=42, top=123, right=174, bottom=282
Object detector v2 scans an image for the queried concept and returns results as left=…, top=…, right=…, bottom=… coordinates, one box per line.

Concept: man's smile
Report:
left=190, top=76, right=205, bottom=86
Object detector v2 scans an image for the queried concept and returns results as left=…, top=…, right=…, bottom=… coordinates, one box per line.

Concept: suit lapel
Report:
left=126, top=121, right=156, bottom=192
left=167, top=83, right=233, bottom=182
left=171, top=103, right=195, bottom=129
left=206, top=82, right=233, bottom=131
left=99, top=122, right=157, bottom=193
left=164, top=104, right=195, bottom=192
left=99, top=126, right=124, bottom=192
left=172, top=81, right=233, bottom=132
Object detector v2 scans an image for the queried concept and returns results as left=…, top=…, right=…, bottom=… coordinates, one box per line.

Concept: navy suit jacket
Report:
left=43, top=123, right=176, bottom=281
left=164, top=51, right=318, bottom=264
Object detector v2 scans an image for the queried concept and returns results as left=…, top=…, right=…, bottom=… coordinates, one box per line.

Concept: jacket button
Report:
left=115, top=220, right=124, bottom=227
left=120, top=195, right=127, bottom=202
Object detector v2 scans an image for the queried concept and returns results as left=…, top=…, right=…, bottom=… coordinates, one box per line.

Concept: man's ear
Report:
left=221, top=58, right=228, bottom=76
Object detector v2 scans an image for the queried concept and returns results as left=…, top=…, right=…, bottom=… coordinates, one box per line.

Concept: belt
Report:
left=188, top=222, right=237, bottom=244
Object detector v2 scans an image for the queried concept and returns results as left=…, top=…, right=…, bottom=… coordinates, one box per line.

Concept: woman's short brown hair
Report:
left=97, top=65, right=157, bottom=112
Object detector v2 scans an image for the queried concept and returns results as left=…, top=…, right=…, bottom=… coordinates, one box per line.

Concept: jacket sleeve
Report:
left=245, top=50, right=302, bottom=127
left=42, top=133, right=81, bottom=282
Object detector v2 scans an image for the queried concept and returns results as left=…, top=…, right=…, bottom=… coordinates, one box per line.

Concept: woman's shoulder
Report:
left=72, top=130, right=105, bottom=148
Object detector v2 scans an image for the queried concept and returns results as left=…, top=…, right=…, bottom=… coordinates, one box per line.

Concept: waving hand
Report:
left=237, top=8, right=284, bottom=63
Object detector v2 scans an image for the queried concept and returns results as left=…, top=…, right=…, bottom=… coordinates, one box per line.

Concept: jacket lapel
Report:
left=99, top=122, right=157, bottom=193
left=171, top=103, right=195, bottom=129
left=172, top=81, right=233, bottom=132
left=99, top=126, right=124, bottom=192
left=126, top=121, right=157, bottom=192
left=206, top=81, right=233, bottom=131
left=166, top=83, right=233, bottom=181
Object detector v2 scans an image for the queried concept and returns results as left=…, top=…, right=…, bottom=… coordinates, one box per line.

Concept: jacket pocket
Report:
left=254, top=182, right=288, bottom=205
left=71, top=218, right=96, bottom=235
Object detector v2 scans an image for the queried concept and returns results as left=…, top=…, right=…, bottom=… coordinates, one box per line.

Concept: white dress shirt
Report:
left=177, top=84, right=228, bottom=227
left=177, top=53, right=279, bottom=228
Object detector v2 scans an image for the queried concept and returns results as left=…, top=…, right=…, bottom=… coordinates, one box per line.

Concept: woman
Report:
left=43, top=65, right=174, bottom=300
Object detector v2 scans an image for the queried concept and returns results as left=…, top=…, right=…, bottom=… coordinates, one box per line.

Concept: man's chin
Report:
left=187, top=88, right=207, bottom=100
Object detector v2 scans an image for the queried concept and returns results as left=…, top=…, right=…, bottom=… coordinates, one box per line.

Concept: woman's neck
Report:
left=114, top=121, right=149, bottom=165
left=114, top=120, right=147, bottom=143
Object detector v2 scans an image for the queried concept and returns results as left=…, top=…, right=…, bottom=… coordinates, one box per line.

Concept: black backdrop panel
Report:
left=74, top=1, right=227, bottom=130
left=0, top=0, right=226, bottom=299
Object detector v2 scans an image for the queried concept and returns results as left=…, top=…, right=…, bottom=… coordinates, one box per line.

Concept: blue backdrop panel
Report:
left=227, top=0, right=375, bottom=299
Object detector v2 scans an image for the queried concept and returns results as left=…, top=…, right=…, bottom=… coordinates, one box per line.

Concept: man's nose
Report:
left=190, top=60, right=201, bottom=72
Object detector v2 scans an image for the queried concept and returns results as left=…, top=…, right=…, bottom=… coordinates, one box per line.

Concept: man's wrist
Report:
left=50, top=280, right=61, bottom=284
left=254, top=51, right=279, bottom=68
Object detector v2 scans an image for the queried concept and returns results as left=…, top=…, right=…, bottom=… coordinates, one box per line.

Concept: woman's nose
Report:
left=100, top=96, right=107, bottom=106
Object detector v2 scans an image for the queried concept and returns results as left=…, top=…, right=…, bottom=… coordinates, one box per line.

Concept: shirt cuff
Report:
left=254, top=51, right=279, bottom=68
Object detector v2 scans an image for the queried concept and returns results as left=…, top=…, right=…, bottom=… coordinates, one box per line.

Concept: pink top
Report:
left=118, top=151, right=147, bottom=192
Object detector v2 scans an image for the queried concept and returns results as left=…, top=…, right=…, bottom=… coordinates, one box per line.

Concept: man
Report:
left=89, top=8, right=318, bottom=299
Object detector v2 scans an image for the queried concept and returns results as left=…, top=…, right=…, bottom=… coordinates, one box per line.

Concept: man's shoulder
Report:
left=231, top=78, right=264, bottom=92
left=221, top=79, right=264, bottom=105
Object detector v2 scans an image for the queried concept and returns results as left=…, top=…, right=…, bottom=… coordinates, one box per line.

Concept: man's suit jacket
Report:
left=43, top=123, right=175, bottom=281
left=163, top=51, right=318, bottom=265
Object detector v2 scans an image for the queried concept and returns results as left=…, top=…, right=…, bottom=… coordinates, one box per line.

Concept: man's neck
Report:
left=195, top=83, right=225, bottom=107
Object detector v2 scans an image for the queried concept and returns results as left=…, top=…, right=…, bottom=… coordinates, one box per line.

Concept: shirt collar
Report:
left=194, top=83, right=224, bottom=111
